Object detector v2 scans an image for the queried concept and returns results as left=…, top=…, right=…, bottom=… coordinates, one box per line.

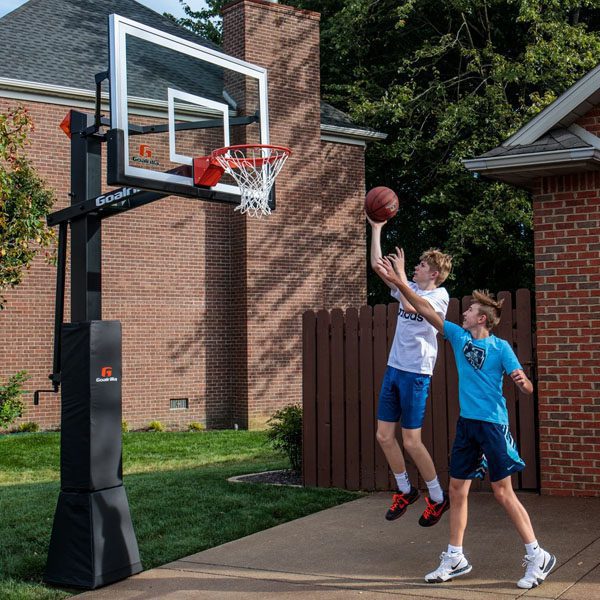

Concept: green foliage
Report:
left=14, top=421, right=39, bottom=433
left=172, top=1, right=600, bottom=297
left=188, top=421, right=205, bottom=431
left=0, top=107, right=56, bottom=308
left=266, top=405, right=302, bottom=473
left=0, top=371, right=28, bottom=428
left=287, top=0, right=600, bottom=299
left=166, top=0, right=226, bottom=44
left=121, top=420, right=129, bottom=433
left=147, top=420, right=165, bottom=432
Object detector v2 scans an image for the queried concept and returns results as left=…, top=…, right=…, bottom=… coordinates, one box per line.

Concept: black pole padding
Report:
left=60, top=321, right=123, bottom=490
left=44, top=486, right=141, bottom=589
left=44, top=320, right=141, bottom=589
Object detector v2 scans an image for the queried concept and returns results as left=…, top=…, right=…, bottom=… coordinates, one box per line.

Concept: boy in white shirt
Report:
left=369, top=218, right=452, bottom=526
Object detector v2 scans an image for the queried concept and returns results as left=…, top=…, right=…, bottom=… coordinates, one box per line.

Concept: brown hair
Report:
left=420, top=248, right=453, bottom=286
left=471, top=290, right=504, bottom=330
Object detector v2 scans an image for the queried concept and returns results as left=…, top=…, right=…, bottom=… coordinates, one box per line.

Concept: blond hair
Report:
left=471, top=290, right=504, bottom=330
left=420, top=248, right=453, bottom=286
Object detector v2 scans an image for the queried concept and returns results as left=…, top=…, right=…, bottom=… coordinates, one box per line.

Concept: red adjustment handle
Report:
left=193, top=156, right=225, bottom=187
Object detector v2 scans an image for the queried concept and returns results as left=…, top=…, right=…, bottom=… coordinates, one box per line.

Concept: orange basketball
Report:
left=365, top=187, right=399, bottom=222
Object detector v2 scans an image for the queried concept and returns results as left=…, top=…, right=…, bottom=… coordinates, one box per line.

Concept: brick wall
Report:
left=222, top=0, right=366, bottom=428
left=533, top=119, right=600, bottom=496
left=0, top=99, right=214, bottom=431
left=0, top=1, right=367, bottom=431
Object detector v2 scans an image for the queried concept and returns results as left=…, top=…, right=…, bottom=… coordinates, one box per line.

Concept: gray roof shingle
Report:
left=0, top=0, right=370, bottom=133
left=479, top=128, right=590, bottom=158
left=0, top=0, right=221, bottom=91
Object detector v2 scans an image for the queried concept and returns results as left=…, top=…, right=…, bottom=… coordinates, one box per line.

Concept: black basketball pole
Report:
left=42, top=99, right=262, bottom=588
left=69, top=111, right=102, bottom=322
left=43, top=110, right=142, bottom=589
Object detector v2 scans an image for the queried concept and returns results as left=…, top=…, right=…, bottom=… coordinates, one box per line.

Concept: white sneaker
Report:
left=424, top=551, right=472, bottom=583
left=517, top=549, right=556, bottom=589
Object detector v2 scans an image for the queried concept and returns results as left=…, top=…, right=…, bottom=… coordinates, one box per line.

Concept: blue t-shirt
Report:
left=443, top=321, right=522, bottom=425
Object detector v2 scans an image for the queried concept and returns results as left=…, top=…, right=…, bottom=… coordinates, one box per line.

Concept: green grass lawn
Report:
left=0, top=431, right=361, bottom=600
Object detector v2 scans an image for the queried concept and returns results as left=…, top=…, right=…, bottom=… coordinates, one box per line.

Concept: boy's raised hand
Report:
left=375, top=256, right=400, bottom=286
left=366, top=215, right=386, bottom=228
left=387, top=247, right=406, bottom=278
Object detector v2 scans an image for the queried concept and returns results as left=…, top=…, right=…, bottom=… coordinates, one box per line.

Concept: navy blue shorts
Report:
left=377, top=366, right=431, bottom=429
left=450, top=417, right=525, bottom=482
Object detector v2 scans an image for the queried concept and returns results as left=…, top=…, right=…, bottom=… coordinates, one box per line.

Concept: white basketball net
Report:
left=212, top=146, right=290, bottom=218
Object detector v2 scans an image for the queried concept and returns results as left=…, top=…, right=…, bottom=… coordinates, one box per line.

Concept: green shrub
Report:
left=121, top=420, right=129, bottom=433
left=0, top=371, right=29, bottom=428
left=14, top=421, right=39, bottom=433
left=266, top=404, right=302, bottom=473
left=188, top=421, right=205, bottom=432
left=147, top=420, right=165, bottom=432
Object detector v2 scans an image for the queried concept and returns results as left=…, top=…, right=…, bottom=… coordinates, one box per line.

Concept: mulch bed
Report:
left=229, top=469, right=302, bottom=486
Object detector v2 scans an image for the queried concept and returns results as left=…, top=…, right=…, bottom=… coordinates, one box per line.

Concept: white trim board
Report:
left=504, top=64, right=600, bottom=147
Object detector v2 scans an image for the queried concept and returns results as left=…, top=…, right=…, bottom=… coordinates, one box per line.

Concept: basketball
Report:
left=365, top=187, right=399, bottom=222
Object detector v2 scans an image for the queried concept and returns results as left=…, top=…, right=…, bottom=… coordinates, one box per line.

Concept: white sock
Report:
left=448, top=544, right=463, bottom=556
left=525, top=541, right=541, bottom=557
left=394, top=471, right=411, bottom=494
left=425, top=476, right=444, bottom=503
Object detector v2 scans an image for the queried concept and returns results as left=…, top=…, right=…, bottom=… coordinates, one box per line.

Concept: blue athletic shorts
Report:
left=450, top=417, right=525, bottom=482
left=377, top=366, right=431, bottom=429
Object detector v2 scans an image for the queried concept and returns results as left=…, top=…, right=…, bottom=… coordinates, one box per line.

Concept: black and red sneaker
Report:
left=418, top=493, right=450, bottom=527
left=385, top=486, right=419, bottom=521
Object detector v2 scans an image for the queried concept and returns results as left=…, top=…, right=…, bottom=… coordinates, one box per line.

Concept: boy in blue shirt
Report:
left=375, top=253, right=555, bottom=590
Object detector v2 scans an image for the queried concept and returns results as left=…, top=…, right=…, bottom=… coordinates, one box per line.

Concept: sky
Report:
left=0, top=0, right=207, bottom=19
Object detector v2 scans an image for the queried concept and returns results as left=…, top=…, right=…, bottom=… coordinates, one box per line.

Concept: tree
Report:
left=0, top=106, right=55, bottom=308
left=165, top=0, right=225, bottom=44
left=170, top=1, right=600, bottom=300
left=0, top=371, right=28, bottom=428
left=287, top=0, right=600, bottom=300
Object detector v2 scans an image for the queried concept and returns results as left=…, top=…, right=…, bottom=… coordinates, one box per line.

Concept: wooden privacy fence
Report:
left=302, top=289, right=537, bottom=492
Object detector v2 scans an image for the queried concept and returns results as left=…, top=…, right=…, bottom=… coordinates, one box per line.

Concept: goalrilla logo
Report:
left=96, top=366, right=118, bottom=383
left=132, top=143, right=160, bottom=166
left=95, top=187, right=141, bottom=207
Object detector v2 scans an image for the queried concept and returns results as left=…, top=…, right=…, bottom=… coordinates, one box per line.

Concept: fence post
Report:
left=345, top=308, right=360, bottom=490
left=316, top=310, right=332, bottom=487
left=331, top=308, right=346, bottom=489
left=359, top=305, right=375, bottom=490
left=373, top=305, right=390, bottom=489
left=302, top=311, right=317, bottom=487
left=516, top=289, right=537, bottom=489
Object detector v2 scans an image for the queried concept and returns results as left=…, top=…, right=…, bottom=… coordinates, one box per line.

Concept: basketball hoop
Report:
left=211, top=144, right=291, bottom=217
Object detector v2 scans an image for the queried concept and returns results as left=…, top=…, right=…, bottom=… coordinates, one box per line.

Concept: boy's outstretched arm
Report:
left=375, top=257, right=444, bottom=333
left=510, top=369, right=534, bottom=395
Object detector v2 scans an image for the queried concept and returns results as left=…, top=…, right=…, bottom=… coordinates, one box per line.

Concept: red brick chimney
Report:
left=222, top=0, right=323, bottom=428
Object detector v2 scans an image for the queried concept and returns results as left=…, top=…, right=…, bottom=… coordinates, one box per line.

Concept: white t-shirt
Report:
left=388, top=282, right=449, bottom=375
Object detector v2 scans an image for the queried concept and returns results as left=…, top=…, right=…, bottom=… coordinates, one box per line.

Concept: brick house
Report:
left=0, top=0, right=383, bottom=430
left=464, top=68, right=600, bottom=497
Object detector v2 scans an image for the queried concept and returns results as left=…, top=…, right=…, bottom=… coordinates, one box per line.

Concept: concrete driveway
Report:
left=79, top=492, right=600, bottom=599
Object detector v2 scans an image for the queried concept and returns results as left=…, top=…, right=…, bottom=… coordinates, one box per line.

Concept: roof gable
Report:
left=504, top=64, right=600, bottom=147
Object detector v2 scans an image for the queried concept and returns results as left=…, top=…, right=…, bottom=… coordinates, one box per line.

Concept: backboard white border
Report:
left=109, top=14, right=270, bottom=196
left=167, top=88, right=231, bottom=165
